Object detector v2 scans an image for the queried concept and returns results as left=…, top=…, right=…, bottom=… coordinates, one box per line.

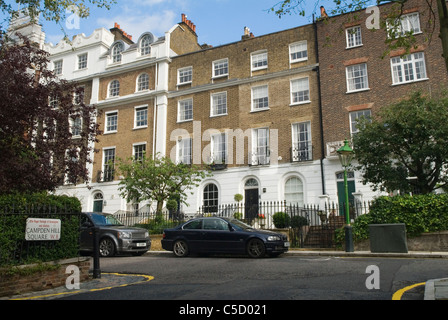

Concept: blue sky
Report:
left=5, top=0, right=328, bottom=46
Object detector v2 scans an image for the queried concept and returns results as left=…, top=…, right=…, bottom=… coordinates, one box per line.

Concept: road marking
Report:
left=392, top=282, right=426, bottom=300
left=10, top=273, right=155, bottom=300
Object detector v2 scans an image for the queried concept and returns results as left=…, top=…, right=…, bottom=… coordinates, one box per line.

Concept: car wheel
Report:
left=173, top=240, right=189, bottom=257
left=247, top=238, right=266, bottom=258
left=99, top=238, right=115, bottom=257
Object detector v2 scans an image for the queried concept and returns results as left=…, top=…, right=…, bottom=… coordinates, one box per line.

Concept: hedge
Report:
left=336, top=194, right=448, bottom=245
left=0, top=193, right=82, bottom=267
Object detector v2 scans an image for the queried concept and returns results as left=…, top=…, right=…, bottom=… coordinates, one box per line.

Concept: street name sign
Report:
left=25, top=218, right=61, bottom=241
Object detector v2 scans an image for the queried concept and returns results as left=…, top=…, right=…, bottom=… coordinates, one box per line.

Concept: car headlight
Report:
left=145, top=231, right=149, bottom=239
left=267, top=235, right=281, bottom=241
left=118, top=231, right=132, bottom=239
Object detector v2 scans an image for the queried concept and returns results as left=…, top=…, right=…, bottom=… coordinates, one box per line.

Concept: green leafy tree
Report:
left=116, top=154, right=211, bottom=214
left=353, top=91, right=448, bottom=194
left=270, top=0, right=448, bottom=73
left=1, top=0, right=116, bottom=25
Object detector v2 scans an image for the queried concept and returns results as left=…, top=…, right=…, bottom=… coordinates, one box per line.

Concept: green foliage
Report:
left=290, top=215, right=309, bottom=228
left=117, top=153, right=211, bottom=214
left=0, top=193, right=81, bottom=267
left=273, top=212, right=291, bottom=228
left=335, top=194, right=448, bottom=246
left=234, top=194, right=243, bottom=203
left=354, top=91, right=448, bottom=194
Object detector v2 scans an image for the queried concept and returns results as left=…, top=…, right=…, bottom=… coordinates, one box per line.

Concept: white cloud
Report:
left=97, top=9, right=178, bottom=38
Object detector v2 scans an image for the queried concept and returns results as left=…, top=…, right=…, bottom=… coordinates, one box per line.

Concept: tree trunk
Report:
left=437, top=0, right=448, bottom=73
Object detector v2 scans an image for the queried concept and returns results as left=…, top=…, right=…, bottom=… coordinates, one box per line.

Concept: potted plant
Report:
left=258, top=213, right=266, bottom=228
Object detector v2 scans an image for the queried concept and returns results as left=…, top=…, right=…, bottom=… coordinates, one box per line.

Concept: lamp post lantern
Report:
left=337, top=139, right=355, bottom=252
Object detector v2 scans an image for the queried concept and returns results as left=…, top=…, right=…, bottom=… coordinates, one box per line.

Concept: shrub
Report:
left=290, top=215, right=309, bottom=228
left=337, top=194, right=448, bottom=246
left=273, top=212, right=290, bottom=228
left=0, top=192, right=81, bottom=266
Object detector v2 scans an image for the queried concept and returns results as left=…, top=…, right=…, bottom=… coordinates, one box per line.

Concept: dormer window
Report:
left=112, top=42, right=124, bottom=63
left=140, top=34, right=153, bottom=56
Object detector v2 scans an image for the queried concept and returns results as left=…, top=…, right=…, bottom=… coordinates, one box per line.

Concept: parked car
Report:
left=80, top=212, right=151, bottom=257
left=161, top=217, right=289, bottom=258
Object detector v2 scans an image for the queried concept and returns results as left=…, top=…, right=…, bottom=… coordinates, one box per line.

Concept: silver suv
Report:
left=80, top=212, right=151, bottom=257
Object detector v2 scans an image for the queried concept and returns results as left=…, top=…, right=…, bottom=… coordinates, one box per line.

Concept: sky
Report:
left=3, top=0, right=329, bottom=47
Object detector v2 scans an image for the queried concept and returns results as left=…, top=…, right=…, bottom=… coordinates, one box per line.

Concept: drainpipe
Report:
left=313, top=14, right=326, bottom=196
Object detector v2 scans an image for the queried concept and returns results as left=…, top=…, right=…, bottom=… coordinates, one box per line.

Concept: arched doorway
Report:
left=244, top=178, right=259, bottom=221
left=93, top=192, right=104, bottom=213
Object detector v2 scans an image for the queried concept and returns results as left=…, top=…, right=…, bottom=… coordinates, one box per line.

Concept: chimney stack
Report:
left=111, top=22, right=133, bottom=44
left=181, top=13, right=197, bottom=33
left=242, top=26, right=255, bottom=40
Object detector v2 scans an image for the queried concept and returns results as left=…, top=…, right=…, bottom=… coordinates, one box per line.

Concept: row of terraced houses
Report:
left=8, top=0, right=448, bottom=217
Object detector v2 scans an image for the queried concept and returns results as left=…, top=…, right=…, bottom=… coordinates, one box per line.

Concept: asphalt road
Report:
left=60, top=253, right=448, bottom=301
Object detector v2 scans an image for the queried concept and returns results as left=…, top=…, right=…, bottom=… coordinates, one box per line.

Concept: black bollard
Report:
left=92, top=227, right=101, bottom=279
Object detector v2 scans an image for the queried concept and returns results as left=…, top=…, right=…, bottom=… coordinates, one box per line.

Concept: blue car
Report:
left=162, top=217, right=289, bottom=258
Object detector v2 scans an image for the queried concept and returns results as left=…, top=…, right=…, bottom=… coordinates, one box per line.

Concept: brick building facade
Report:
left=317, top=0, right=448, bottom=208
left=9, top=3, right=448, bottom=216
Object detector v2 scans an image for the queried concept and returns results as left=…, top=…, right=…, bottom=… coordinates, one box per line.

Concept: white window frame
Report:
left=112, top=42, right=124, bottom=63
left=137, top=73, right=150, bottom=92
left=390, top=52, right=428, bottom=85
left=251, top=128, right=270, bottom=166
left=211, top=133, right=227, bottom=164
left=213, top=58, right=229, bottom=78
left=290, top=77, right=311, bottom=105
left=105, top=110, right=118, bottom=133
left=284, top=176, right=304, bottom=206
left=108, top=80, right=120, bottom=98
left=291, top=121, right=312, bottom=162
left=178, top=66, right=193, bottom=85
left=251, top=51, right=268, bottom=71
left=387, top=12, right=421, bottom=37
left=350, top=109, right=372, bottom=136
left=133, top=143, right=147, bottom=161
left=77, top=53, right=88, bottom=70
left=346, top=26, right=363, bottom=48
left=140, top=35, right=152, bottom=56
left=211, top=92, right=227, bottom=117
left=54, top=60, right=63, bottom=75
left=177, top=137, right=192, bottom=165
left=346, top=63, right=369, bottom=93
left=134, top=105, right=148, bottom=129
left=71, top=116, right=83, bottom=138
left=102, top=147, right=115, bottom=182
left=289, top=41, right=308, bottom=63
left=178, top=98, right=193, bottom=122
left=251, top=85, right=269, bottom=111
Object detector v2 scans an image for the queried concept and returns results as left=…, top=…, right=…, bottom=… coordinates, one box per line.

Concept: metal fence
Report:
left=0, top=205, right=81, bottom=266
left=112, top=200, right=371, bottom=248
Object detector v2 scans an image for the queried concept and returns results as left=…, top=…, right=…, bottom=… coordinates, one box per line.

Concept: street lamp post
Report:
left=337, top=139, right=355, bottom=253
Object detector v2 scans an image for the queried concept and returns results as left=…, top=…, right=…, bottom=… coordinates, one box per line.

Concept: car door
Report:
left=180, top=219, right=204, bottom=252
left=80, top=214, right=95, bottom=251
left=201, top=218, right=243, bottom=253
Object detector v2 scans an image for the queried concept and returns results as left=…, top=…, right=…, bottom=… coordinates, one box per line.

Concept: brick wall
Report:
left=167, top=24, right=323, bottom=166
left=317, top=0, right=448, bottom=149
left=0, top=257, right=91, bottom=298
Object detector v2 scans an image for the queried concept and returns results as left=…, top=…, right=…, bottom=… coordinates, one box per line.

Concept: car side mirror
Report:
left=81, top=221, right=93, bottom=229
left=228, top=224, right=235, bottom=232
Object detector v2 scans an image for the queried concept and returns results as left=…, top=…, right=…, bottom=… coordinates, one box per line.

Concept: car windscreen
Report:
left=91, top=213, right=123, bottom=226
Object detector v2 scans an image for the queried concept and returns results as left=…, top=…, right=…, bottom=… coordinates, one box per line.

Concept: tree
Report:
left=1, top=0, right=116, bottom=27
left=116, top=154, right=211, bottom=215
left=353, top=91, right=448, bottom=194
left=270, top=0, right=448, bottom=73
left=0, top=35, right=101, bottom=194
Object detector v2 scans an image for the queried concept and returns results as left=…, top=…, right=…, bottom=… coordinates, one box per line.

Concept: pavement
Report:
left=1, top=249, right=447, bottom=301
